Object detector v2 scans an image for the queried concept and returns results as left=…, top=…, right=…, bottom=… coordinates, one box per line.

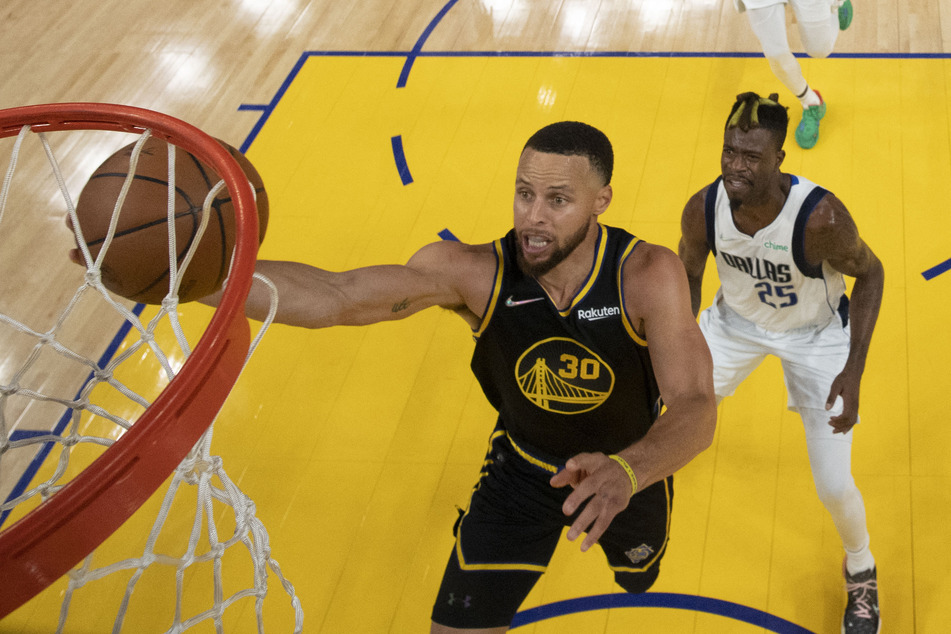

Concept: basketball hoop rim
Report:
left=0, top=103, right=259, bottom=618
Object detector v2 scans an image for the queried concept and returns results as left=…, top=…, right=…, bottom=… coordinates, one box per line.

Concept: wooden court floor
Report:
left=2, top=1, right=951, bottom=633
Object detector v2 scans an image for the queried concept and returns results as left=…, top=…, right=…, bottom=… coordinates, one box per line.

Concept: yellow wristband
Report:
left=608, top=454, right=637, bottom=497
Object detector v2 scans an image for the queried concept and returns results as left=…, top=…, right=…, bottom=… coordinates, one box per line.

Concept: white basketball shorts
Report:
left=699, top=296, right=850, bottom=413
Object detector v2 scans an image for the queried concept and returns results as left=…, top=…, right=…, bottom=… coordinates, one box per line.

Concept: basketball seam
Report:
left=189, top=153, right=230, bottom=290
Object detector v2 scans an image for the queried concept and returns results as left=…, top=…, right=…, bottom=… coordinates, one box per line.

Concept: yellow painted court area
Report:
left=5, top=52, right=951, bottom=633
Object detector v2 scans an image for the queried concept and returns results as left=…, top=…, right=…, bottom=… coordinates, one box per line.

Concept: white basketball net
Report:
left=0, top=124, right=303, bottom=632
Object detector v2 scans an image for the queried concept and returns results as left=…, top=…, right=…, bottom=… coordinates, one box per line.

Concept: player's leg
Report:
left=788, top=0, right=843, bottom=148
left=745, top=5, right=809, bottom=98
left=797, top=408, right=871, bottom=560
left=745, top=3, right=826, bottom=148
left=797, top=407, right=880, bottom=634
left=780, top=322, right=880, bottom=633
left=430, top=431, right=565, bottom=630
left=790, top=0, right=840, bottom=58
left=779, top=323, right=874, bottom=564
left=597, top=476, right=674, bottom=593
left=430, top=546, right=542, bottom=633
left=698, top=303, right=769, bottom=402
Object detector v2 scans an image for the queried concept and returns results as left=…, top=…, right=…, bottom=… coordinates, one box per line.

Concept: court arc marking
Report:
left=511, top=592, right=815, bottom=633
left=396, top=0, right=460, bottom=88
left=390, top=135, right=413, bottom=185
left=392, top=0, right=461, bottom=182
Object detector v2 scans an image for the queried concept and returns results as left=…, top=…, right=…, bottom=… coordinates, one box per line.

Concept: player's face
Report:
left=513, top=149, right=611, bottom=277
left=720, top=127, right=785, bottom=208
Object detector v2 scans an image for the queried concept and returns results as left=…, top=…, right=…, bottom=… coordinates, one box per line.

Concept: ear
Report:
left=593, top=184, right=613, bottom=216
left=776, top=148, right=786, bottom=169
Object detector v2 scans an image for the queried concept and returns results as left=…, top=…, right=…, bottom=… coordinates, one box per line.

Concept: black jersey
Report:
left=470, top=224, right=661, bottom=462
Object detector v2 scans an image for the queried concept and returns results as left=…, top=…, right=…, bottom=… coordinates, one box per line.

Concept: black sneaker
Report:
left=843, top=565, right=881, bottom=634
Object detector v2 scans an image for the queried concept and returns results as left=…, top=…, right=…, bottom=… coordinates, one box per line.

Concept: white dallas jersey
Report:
left=705, top=174, right=849, bottom=332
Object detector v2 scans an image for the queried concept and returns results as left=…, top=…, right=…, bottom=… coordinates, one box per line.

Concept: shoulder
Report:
left=622, top=241, right=693, bottom=337
left=805, top=189, right=849, bottom=227
left=680, top=184, right=714, bottom=251
left=624, top=242, right=685, bottom=282
left=681, top=183, right=716, bottom=228
left=408, top=239, right=496, bottom=267
left=802, top=191, right=861, bottom=261
left=407, top=239, right=498, bottom=289
left=623, top=242, right=689, bottom=307
left=682, top=184, right=713, bottom=219
left=407, top=239, right=498, bottom=319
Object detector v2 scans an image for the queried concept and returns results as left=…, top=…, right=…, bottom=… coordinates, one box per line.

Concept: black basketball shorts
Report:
left=430, top=430, right=673, bottom=628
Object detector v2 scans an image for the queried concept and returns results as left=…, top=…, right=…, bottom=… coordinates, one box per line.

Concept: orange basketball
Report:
left=74, top=136, right=268, bottom=304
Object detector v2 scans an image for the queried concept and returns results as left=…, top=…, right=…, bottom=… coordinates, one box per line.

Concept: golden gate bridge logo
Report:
left=515, top=338, right=615, bottom=414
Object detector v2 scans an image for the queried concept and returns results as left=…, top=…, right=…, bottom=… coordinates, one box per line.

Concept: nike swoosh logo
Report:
left=505, top=295, right=545, bottom=307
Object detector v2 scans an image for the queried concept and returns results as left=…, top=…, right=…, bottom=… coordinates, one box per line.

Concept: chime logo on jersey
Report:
left=515, top=337, right=615, bottom=414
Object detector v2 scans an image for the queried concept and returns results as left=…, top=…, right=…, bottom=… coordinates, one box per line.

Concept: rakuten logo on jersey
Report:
left=577, top=306, right=620, bottom=321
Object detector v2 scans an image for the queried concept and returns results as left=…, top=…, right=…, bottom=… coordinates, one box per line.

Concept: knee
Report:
left=800, top=26, right=837, bottom=58
left=814, top=476, right=858, bottom=511
left=803, top=43, right=834, bottom=59
left=615, top=565, right=660, bottom=594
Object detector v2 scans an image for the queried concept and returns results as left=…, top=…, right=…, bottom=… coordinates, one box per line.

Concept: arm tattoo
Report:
left=391, top=298, right=410, bottom=313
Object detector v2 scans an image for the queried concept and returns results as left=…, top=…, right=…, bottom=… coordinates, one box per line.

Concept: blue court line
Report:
left=0, top=302, right=146, bottom=529
left=236, top=52, right=313, bottom=155
left=235, top=0, right=462, bottom=150
left=7, top=429, right=52, bottom=441
left=438, top=228, right=459, bottom=242
left=397, top=0, right=461, bottom=88
left=391, top=135, right=413, bottom=185
left=237, top=48, right=951, bottom=150
left=511, top=592, right=814, bottom=633
left=923, top=257, right=951, bottom=280
left=291, top=49, right=951, bottom=60
left=390, top=0, right=462, bottom=183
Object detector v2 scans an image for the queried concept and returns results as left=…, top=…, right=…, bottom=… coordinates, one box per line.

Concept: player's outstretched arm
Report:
left=216, top=240, right=492, bottom=329
left=550, top=243, right=717, bottom=551
left=805, top=195, right=885, bottom=433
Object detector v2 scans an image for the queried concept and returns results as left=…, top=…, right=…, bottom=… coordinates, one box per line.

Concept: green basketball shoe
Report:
left=795, top=91, right=826, bottom=149
left=838, top=0, right=853, bottom=31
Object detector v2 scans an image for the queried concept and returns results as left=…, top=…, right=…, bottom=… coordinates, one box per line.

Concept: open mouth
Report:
left=724, top=175, right=750, bottom=190
left=521, top=233, right=553, bottom=255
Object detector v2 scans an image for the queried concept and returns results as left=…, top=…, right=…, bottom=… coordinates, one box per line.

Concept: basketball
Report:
left=73, top=136, right=269, bottom=304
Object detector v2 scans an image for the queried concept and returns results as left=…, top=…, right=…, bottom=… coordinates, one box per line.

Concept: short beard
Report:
left=516, top=222, right=590, bottom=278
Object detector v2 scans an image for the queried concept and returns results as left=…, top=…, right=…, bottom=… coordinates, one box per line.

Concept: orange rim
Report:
left=0, top=103, right=258, bottom=618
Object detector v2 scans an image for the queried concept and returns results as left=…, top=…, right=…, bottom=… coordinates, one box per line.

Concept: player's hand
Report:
left=549, top=452, right=632, bottom=552
left=825, top=365, right=861, bottom=434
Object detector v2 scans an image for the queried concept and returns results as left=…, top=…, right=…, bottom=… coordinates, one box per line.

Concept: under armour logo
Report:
left=447, top=593, right=472, bottom=608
